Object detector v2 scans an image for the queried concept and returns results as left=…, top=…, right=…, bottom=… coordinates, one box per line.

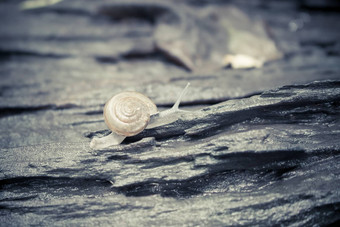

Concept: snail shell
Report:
left=103, top=91, right=158, bottom=137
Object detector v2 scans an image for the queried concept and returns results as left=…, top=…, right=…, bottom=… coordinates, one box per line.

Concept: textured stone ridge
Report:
left=1, top=81, right=340, bottom=225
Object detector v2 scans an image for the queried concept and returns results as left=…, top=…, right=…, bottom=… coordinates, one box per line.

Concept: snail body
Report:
left=90, top=83, right=190, bottom=149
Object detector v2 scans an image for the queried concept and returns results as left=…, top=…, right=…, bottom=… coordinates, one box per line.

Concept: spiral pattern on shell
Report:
left=103, top=91, right=158, bottom=137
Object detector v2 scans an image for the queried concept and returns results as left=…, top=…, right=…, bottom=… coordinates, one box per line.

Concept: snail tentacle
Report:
left=172, top=82, right=190, bottom=111
left=147, top=83, right=190, bottom=129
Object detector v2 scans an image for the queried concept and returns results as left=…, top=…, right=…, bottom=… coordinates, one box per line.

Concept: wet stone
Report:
left=0, top=0, right=340, bottom=226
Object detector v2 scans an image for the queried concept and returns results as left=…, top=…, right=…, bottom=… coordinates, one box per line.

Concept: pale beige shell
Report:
left=103, top=91, right=158, bottom=137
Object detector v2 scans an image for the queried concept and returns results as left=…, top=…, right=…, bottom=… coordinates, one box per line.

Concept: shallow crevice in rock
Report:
left=300, top=0, right=340, bottom=12
left=98, top=3, right=176, bottom=25
left=0, top=105, right=56, bottom=118
left=0, top=104, right=79, bottom=118
left=0, top=49, right=69, bottom=61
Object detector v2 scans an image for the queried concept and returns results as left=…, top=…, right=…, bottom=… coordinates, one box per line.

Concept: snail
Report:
left=90, top=83, right=190, bottom=149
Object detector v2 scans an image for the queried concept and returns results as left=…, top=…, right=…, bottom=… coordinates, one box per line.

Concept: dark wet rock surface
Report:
left=1, top=0, right=340, bottom=226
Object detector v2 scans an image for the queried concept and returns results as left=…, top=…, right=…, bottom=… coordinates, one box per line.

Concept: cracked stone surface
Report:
left=1, top=0, right=340, bottom=226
